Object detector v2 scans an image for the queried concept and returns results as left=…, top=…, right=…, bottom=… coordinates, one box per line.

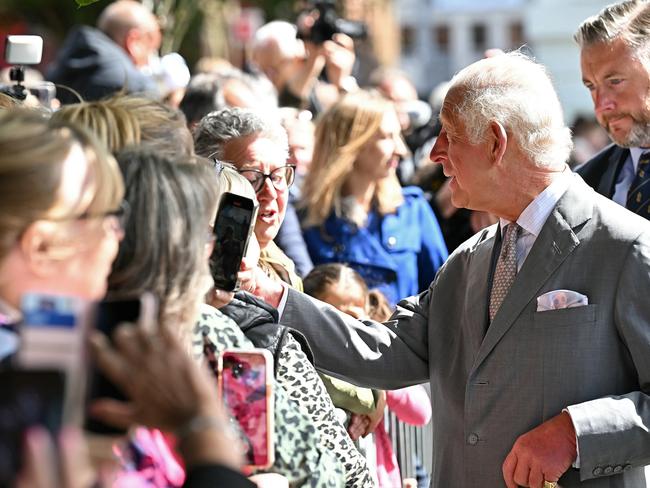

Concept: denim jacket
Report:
left=302, top=186, right=449, bottom=305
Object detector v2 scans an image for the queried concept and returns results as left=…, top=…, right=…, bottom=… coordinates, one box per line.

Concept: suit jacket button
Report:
left=593, top=467, right=603, bottom=476
left=613, top=465, right=623, bottom=473
left=467, top=433, right=479, bottom=445
left=604, top=466, right=613, bottom=475
left=387, top=236, right=397, bottom=248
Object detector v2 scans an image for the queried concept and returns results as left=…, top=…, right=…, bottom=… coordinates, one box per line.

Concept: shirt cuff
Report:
left=563, top=407, right=581, bottom=468
left=276, top=281, right=289, bottom=317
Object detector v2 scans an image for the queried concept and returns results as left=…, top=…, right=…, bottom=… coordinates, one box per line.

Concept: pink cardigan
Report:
left=376, top=385, right=431, bottom=487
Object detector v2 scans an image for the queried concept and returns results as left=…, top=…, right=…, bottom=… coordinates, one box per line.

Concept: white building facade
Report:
left=396, top=0, right=613, bottom=123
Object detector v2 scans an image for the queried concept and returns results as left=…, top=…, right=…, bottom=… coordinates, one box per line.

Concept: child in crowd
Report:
left=303, top=264, right=432, bottom=488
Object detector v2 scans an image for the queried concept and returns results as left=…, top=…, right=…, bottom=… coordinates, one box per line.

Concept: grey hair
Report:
left=574, top=0, right=650, bottom=60
left=193, top=107, right=288, bottom=163
left=448, top=51, right=573, bottom=168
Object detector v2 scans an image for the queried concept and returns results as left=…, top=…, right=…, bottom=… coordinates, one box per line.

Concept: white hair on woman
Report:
left=448, top=51, right=573, bottom=168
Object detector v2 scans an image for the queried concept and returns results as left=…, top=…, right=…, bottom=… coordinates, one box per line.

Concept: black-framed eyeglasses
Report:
left=237, top=165, right=296, bottom=193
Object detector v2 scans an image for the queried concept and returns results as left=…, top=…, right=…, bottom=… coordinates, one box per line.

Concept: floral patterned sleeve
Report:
left=193, top=304, right=345, bottom=488
left=277, top=335, right=375, bottom=488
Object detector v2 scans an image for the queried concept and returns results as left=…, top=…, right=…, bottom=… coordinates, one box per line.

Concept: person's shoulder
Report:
left=575, top=143, right=625, bottom=177
left=569, top=178, right=650, bottom=242
left=195, top=303, right=249, bottom=343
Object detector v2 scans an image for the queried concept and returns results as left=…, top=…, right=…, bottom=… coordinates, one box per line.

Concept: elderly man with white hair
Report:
left=246, top=51, right=650, bottom=487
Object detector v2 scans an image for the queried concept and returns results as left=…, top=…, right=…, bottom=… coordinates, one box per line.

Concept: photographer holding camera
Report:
left=250, top=3, right=365, bottom=115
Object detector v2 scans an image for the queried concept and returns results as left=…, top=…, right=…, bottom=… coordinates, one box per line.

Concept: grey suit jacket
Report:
left=281, top=175, right=650, bottom=487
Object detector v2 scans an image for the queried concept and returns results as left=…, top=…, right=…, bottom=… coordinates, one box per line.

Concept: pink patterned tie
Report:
left=489, top=223, right=520, bottom=322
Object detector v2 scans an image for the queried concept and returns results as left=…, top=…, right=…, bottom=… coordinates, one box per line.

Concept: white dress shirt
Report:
left=498, top=167, right=574, bottom=271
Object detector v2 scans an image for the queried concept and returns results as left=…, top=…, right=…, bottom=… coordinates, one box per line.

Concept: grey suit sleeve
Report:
left=281, top=286, right=430, bottom=389
left=568, top=233, right=650, bottom=480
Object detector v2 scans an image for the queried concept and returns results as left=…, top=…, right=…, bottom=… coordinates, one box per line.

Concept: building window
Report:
left=434, top=24, right=449, bottom=53
left=472, top=23, right=486, bottom=52
left=401, top=26, right=416, bottom=56
left=510, top=22, right=524, bottom=49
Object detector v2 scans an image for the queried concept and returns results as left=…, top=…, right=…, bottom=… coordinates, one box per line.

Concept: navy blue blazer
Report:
left=575, top=143, right=630, bottom=199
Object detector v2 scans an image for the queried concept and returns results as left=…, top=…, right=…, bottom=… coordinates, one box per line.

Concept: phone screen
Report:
left=219, top=349, right=274, bottom=469
left=0, top=369, right=65, bottom=488
left=84, top=297, right=141, bottom=435
left=210, top=193, right=258, bottom=291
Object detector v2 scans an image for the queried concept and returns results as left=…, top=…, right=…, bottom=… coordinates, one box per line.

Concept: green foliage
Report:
left=75, top=0, right=102, bottom=6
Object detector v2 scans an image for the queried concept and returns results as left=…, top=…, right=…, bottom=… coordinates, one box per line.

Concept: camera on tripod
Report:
left=297, top=0, right=367, bottom=45
left=2, top=35, right=55, bottom=107
left=3, top=35, right=43, bottom=101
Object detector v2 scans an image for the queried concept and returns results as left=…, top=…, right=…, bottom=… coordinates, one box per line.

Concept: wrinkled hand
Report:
left=89, top=324, right=220, bottom=431
left=502, top=412, right=577, bottom=488
left=323, top=33, right=355, bottom=89
left=347, top=413, right=370, bottom=441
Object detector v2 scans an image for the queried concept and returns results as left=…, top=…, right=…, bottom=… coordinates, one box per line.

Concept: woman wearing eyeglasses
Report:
left=194, top=108, right=375, bottom=487
left=194, top=107, right=304, bottom=290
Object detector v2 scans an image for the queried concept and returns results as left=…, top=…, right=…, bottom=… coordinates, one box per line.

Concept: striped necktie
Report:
left=626, top=151, right=650, bottom=218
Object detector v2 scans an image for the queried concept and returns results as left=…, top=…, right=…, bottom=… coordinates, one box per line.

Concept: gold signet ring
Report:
left=543, top=481, right=558, bottom=488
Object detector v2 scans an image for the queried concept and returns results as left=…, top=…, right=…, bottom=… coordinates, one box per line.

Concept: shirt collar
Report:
left=499, top=166, right=573, bottom=238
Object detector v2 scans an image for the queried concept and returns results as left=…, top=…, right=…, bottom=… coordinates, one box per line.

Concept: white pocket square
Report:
left=536, top=289, right=588, bottom=311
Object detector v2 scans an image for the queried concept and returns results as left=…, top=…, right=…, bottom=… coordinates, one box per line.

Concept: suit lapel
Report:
left=472, top=177, right=594, bottom=370
left=464, top=226, right=499, bottom=356
left=598, top=146, right=629, bottom=198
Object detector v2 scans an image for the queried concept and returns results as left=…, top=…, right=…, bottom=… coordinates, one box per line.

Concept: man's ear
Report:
left=122, top=28, right=146, bottom=65
left=488, top=120, right=507, bottom=165
left=19, top=222, right=58, bottom=278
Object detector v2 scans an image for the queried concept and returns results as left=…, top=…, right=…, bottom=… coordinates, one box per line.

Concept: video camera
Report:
left=297, top=0, right=367, bottom=45
left=1, top=35, right=56, bottom=107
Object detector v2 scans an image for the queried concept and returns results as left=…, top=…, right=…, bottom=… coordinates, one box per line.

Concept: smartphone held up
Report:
left=218, top=348, right=274, bottom=470
left=209, top=192, right=258, bottom=292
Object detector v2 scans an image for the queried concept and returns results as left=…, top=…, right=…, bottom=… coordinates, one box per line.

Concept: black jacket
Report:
left=575, top=143, right=629, bottom=199
left=220, top=291, right=314, bottom=376
left=47, top=26, right=158, bottom=104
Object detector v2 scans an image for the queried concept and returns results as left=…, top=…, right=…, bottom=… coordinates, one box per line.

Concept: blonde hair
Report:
left=0, top=109, right=124, bottom=262
left=107, top=95, right=193, bottom=156
left=301, top=90, right=404, bottom=227
left=0, top=92, right=19, bottom=110
left=54, top=94, right=194, bottom=157
left=51, top=99, right=141, bottom=153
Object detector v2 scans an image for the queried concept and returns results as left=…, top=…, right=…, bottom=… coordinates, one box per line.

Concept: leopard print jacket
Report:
left=277, top=337, right=376, bottom=488
left=192, top=304, right=345, bottom=487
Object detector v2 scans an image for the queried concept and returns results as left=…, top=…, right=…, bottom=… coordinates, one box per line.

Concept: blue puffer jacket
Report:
left=302, top=186, right=449, bottom=305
